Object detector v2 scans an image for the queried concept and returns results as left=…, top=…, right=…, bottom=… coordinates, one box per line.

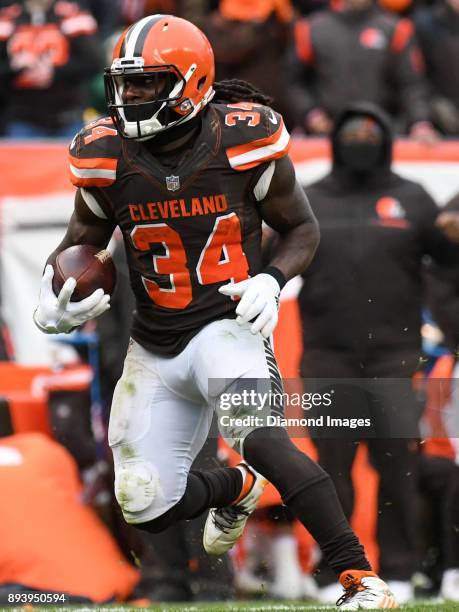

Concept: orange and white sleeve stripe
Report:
left=226, top=120, right=290, bottom=171
left=69, top=155, right=117, bottom=187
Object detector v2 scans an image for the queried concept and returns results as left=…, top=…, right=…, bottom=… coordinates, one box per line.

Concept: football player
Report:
left=34, top=15, right=397, bottom=609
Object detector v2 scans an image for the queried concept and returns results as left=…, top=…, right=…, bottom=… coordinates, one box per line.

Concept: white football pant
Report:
left=109, top=318, right=282, bottom=524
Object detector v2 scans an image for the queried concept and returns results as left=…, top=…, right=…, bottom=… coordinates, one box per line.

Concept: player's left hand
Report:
left=219, top=273, right=280, bottom=338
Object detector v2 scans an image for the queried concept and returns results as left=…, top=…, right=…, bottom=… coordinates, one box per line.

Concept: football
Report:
left=52, top=245, right=117, bottom=301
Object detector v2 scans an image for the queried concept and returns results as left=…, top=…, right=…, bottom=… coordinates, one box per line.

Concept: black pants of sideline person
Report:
left=301, top=348, right=424, bottom=584
left=418, top=454, right=459, bottom=582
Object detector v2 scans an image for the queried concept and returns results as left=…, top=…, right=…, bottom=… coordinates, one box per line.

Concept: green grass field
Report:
left=144, top=603, right=459, bottom=612
left=6, top=602, right=458, bottom=612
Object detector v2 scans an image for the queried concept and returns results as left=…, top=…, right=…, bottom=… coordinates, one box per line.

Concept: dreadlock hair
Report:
left=212, top=79, right=273, bottom=106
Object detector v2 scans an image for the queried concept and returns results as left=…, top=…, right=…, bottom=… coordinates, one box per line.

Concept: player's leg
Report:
left=191, top=319, right=369, bottom=571
left=109, top=339, right=245, bottom=531
left=307, top=437, right=360, bottom=597
left=193, top=319, right=397, bottom=609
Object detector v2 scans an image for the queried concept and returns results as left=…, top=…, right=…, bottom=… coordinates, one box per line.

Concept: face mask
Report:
left=336, top=141, right=384, bottom=172
left=335, top=114, right=386, bottom=172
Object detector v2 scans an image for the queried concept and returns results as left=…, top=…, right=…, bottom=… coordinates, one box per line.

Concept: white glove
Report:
left=33, top=264, right=110, bottom=334
left=219, top=273, right=281, bottom=338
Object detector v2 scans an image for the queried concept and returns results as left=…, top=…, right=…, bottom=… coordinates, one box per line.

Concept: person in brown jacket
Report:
left=203, top=0, right=296, bottom=128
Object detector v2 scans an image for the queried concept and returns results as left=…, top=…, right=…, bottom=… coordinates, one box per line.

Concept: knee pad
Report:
left=114, top=460, right=159, bottom=517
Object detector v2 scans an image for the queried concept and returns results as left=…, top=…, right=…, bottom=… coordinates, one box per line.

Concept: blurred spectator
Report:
left=297, top=103, right=459, bottom=604
left=414, top=0, right=459, bottom=136
left=119, top=0, right=211, bottom=25
left=120, top=0, right=178, bottom=24
left=0, top=431, right=138, bottom=603
left=177, top=1, right=215, bottom=26
left=0, top=0, right=102, bottom=138
left=379, top=0, right=413, bottom=16
left=203, top=0, right=297, bottom=127
left=287, top=0, right=437, bottom=141
left=292, top=0, right=328, bottom=16
left=81, top=0, right=122, bottom=39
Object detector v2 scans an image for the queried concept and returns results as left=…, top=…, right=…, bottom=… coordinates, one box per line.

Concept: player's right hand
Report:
left=33, top=265, right=110, bottom=334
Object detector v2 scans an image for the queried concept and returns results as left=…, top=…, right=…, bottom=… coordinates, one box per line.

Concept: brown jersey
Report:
left=69, top=102, right=290, bottom=356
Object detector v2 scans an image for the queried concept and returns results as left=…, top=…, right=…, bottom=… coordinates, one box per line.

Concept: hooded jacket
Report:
left=299, top=103, right=459, bottom=360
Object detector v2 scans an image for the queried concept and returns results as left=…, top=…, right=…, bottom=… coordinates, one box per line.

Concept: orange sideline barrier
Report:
left=0, top=142, right=70, bottom=197
left=0, top=363, right=92, bottom=436
left=289, top=137, right=459, bottom=163
left=1, top=138, right=459, bottom=197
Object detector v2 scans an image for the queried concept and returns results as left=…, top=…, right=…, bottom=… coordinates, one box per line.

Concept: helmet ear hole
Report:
left=197, top=76, right=206, bottom=91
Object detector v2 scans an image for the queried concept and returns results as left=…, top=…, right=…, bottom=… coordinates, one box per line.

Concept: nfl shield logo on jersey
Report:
left=166, top=175, right=180, bottom=191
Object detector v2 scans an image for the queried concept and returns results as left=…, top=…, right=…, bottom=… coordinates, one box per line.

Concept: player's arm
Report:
left=257, top=155, right=319, bottom=279
left=46, top=189, right=115, bottom=267
left=220, top=156, right=319, bottom=338
left=34, top=189, right=115, bottom=335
